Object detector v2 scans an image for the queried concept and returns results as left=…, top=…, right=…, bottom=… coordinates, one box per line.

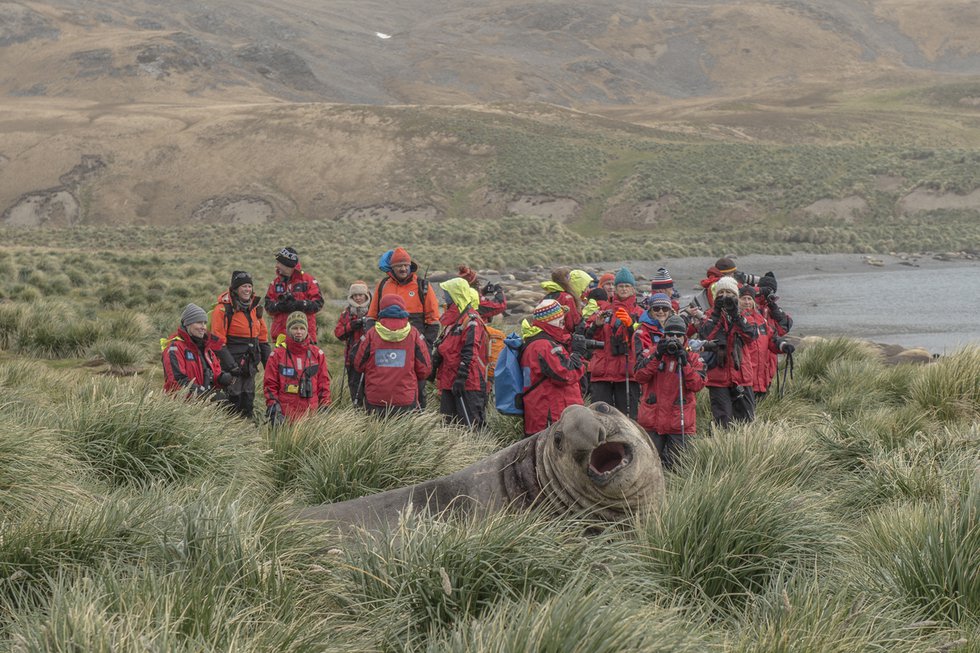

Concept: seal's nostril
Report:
left=594, top=402, right=611, bottom=414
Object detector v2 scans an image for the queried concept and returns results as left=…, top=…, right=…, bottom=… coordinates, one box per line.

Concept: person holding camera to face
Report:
left=585, top=267, right=644, bottom=419
left=698, top=276, right=758, bottom=429
left=635, top=315, right=707, bottom=471
left=263, top=312, right=331, bottom=425
left=753, top=272, right=794, bottom=400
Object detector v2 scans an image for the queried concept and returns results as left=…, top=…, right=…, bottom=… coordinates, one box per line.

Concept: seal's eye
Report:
left=553, top=430, right=563, bottom=450
left=594, top=402, right=611, bottom=414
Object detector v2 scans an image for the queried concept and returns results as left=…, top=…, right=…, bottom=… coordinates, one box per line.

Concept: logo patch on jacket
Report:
left=185, top=351, right=196, bottom=361
left=280, top=367, right=296, bottom=377
left=376, top=349, right=407, bottom=368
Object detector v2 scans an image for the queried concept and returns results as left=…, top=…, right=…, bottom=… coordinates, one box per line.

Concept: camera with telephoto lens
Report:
left=663, top=339, right=683, bottom=356
left=716, top=295, right=738, bottom=313
left=572, top=334, right=604, bottom=351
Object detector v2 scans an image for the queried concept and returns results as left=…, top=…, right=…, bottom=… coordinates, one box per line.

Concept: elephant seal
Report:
left=296, top=402, right=664, bottom=530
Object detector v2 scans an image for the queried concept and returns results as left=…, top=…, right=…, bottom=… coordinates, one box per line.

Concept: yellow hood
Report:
left=441, top=277, right=479, bottom=312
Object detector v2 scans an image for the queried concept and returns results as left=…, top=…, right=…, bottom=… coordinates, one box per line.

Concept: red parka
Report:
left=753, top=295, right=793, bottom=393
left=334, top=307, right=368, bottom=366
left=264, top=264, right=324, bottom=342
left=435, top=307, right=490, bottom=393
left=698, top=307, right=757, bottom=388
left=263, top=337, right=331, bottom=421
left=635, top=349, right=706, bottom=435
left=586, top=296, right=643, bottom=382
left=519, top=322, right=585, bottom=435
left=161, top=328, right=224, bottom=397
left=353, top=317, right=432, bottom=408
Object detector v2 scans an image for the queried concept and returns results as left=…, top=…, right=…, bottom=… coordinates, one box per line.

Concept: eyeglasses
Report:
left=648, top=306, right=671, bottom=312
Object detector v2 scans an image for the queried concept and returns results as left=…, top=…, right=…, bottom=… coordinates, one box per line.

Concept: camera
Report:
left=299, top=365, right=318, bottom=399
left=572, top=334, right=604, bottom=350
left=664, top=340, right=683, bottom=356
left=716, top=296, right=738, bottom=313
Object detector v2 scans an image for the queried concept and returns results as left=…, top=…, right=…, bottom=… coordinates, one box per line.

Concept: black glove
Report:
left=571, top=333, right=588, bottom=357
left=656, top=339, right=669, bottom=356
left=351, top=317, right=365, bottom=331
left=780, top=342, right=795, bottom=355
left=266, top=403, right=286, bottom=426
left=734, top=270, right=747, bottom=284
left=482, top=282, right=501, bottom=296
left=217, top=371, right=234, bottom=387
left=451, top=378, right=466, bottom=396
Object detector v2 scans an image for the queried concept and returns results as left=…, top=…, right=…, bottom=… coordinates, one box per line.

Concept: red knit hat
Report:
left=380, top=294, right=407, bottom=311
left=598, top=273, right=615, bottom=287
left=457, top=265, right=478, bottom=285
left=390, top=247, right=411, bottom=265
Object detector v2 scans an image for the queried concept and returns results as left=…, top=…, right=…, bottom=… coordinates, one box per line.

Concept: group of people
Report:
left=161, top=246, right=793, bottom=471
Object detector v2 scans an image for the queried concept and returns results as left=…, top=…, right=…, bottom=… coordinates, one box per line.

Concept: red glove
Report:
left=614, top=308, right=633, bottom=328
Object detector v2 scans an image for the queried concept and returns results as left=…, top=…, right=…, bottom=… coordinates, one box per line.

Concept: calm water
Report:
left=777, top=266, right=980, bottom=354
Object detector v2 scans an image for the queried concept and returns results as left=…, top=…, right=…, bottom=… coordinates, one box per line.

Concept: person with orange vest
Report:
left=263, top=311, right=331, bottom=424
left=432, top=277, right=489, bottom=429
left=264, top=246, right=324, bottom=342
left=210, top=270, right=271, bottom=419
left=352, top=294, right=432, bottom=414
left=367, top=247, right=441, bottom=348
left=162, top=303, right=230, bottom=399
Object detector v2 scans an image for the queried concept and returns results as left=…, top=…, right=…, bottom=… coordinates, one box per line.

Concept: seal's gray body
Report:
left=296, top=403, right=664, bottom=530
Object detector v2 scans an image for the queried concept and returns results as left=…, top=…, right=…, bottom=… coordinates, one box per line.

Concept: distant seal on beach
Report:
left=296, top=402, right=664, bottom=530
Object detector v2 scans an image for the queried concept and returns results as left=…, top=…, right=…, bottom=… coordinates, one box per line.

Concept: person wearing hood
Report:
left=635, top=315, right=707, bottom=471
left=432, top=277, right=489, bottom=429
left=264, top=246, right=324, bottom=342
left=367, top=247, right=441, bottom=349
left=210, top=270, right=271, bottom=419
left=585, top=267, right=644, bottom=419
left=457, top=264, right=507, bottom=321
left=352, top=294, right=432, bottom=415
left=540, top=267, right=592, bottom=335
left=334, top=280, right=372, bottom=406
left=162, top=303, right=231, bottom=399
left=698, top=276, right=758, bottom=429
left=263, top=311, right=331, bottom=425
left=519, top=299, right=587, bottom=436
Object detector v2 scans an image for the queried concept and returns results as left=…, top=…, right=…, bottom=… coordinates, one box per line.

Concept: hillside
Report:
left=2, top=0, right=980, bottom=235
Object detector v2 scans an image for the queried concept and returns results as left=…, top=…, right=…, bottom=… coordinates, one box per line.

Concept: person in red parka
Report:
left=539, top=267, right=592, bottom=335
left=263, top=311, right=331, bottom=424
left=432, top=277, right=490, bottom=429
left=635, top=315, right=706, bottom=470
left=753, top=272, right=794, bottom=400
left=698, top=276, right=758, bottom=429
left=585, top=267, right=644, bottom=419
left=457, top=264, right=508, bottom=321
left=740, top=285, right=795, bottom=398
left=519, top=299, right=587, bottom=436
left=334, top=280, right=371, bottom=406
left=162, top=303, right=230, bottom=399
left=264, top=246, right=324, bottom=343
left=352, top=294, right=432, bottom=415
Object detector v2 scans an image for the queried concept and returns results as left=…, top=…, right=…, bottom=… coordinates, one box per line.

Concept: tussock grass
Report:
left=12, top=298, right=105, bottom=358
left=637, top=466, right=842, bottom=614
left=910, top=346, right=980, bottom=422
left=59, top=387, right=268, bottom=490
left=427, top=578, right=715, bottom=653
left=332, top=510, right=608, bottom=649
left=272, top=410, right=497, bottom=504
left=856, top=482, right=980, bottom=625
left=88, top=339, right=149, bottom=373
left=791, top=337, right=881, bottom=387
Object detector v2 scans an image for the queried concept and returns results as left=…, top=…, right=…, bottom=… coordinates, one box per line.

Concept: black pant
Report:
left=224, top=370, right=256, bottom=419
left=345, top=365, right=363, bottom=407
left=708, top=385, right=756, bottom=430
left=647, top=431, right=689, bottom=471
left=364, top=402, right=416, bottom=417
left=439, top=389, right=486, bottom=429
left=589, top=380, right=639, bottom=420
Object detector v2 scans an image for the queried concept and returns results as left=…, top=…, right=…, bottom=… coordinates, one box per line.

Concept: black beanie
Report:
left=276, top=246, right=299, bottom=267
left=230, top=270, right=253, bottom=291
left=757, top=272, right=777, bottom=293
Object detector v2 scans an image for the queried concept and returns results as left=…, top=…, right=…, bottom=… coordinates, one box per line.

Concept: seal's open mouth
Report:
left=587, top=442, right=633, bottom=485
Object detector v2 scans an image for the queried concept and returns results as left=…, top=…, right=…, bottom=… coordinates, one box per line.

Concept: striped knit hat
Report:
left=532, top=298, right=568, bottom=325
left=286, top=311, right=308, bottom=331
left=647, top=293, right=672, bottom=309
left=650, top=267, right=673, bottom=291
left=714, top=257, right=737, bottom=274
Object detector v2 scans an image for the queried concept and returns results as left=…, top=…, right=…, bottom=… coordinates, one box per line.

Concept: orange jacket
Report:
left=367, top=272, right=440, bottom=325
left=210, top=292, right=269, bottom=344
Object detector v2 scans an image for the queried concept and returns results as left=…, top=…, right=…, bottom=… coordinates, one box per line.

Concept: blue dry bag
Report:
left=493, top=333, right=529, bottom=415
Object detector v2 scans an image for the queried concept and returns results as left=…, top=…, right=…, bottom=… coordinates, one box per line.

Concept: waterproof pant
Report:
left=439, top=389, right=485, bottom=429
left=647, top=431, right=689, bottom=472
left=345, top=364, right=363, bottom=407
left=589, top=381, right=639, bottom=420
left=225, top=372, right=256, bottom=419
left=708, top=385, right=756, bottom=430
left=364, top=402, right=417, bottom=417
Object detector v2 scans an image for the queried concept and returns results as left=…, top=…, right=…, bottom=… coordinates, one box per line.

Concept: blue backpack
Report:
left=494, top=333, right=529, bottom=415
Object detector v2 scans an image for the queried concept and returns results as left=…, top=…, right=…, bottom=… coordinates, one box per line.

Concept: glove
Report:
left=228, top=365, right=245, bottom=378
left=266, top=403, right=286, bottom=426
left=571, top=333, right=588, bottom=356
left=217, top=371, right=234, bottom=387
left=734, top=270, right=747, bottom=284
left=678, top=352, right=689, bottom=366
left=757, top=273, right=777, bottom=299
left=451, top=378, right=466, bottom=397
left=614, top=308, right=633, bottom=328
left=780, top=342, right=795, bottom=355
left=656, top=339, right=669, bottom=356
left=482, top=282, right=501, bottom=296
left=351, top=317, right=365, bottom=331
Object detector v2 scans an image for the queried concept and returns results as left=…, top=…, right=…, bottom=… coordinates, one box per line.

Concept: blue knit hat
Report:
left=613, top=267, right=636, bottom=287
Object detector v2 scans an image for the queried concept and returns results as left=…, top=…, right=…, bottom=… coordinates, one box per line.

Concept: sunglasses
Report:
left=648, top=306, right=671, bottom=312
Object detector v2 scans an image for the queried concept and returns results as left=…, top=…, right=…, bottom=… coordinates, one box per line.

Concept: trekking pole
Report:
left=456, top=393, right=472, bottom=428
left=677, top=357, right=685, bottom=438
left=778, top=352, right=794, bottom=399
left=353, top=372, right=365, bottom=406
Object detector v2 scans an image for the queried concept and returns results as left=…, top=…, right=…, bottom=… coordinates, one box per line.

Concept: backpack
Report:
left=493, top=332, right=548, bottom=416
left=485, top=325, right=506, bottom=379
